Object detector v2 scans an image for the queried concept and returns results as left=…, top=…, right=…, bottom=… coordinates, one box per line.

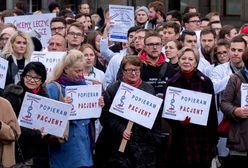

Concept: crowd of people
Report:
left=0, top=0, right=248, bottom=168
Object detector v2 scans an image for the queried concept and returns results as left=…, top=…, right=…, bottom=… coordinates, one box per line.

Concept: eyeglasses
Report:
left=51, top=27, right=65, bottom=32
left=145, top=43, right=162, bottom=48
left=123, top=68, right=140, bottom=74
left=25, top=75, right=42, bottom=82
left=68, top=32, right=83, bottom=37
left=216, top=51, right=228, bottom=56
left=189, top=20, right=201, bottom=24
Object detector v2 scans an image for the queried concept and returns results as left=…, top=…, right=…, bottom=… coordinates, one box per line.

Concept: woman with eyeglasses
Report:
left=3, top=61, right=50, bottom=168
left=95, top=55, right=161, bottom=168
left=46, top=49, right=104, bottom=168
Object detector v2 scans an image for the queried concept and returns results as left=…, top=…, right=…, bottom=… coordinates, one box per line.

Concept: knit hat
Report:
left=135, top=6, right=149, bottom=16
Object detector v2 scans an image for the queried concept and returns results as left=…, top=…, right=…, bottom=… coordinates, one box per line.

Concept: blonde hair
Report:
left=178, top=46, right=199, bottom=65
left=1, top=31, right=33, bottom=60
left=47, top=49, right=84, bottom=83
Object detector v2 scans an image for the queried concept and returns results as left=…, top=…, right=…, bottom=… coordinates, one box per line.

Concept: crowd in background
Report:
left=0, top=0, right=248, bottom=168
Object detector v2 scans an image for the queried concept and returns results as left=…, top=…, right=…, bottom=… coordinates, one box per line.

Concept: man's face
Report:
left=67, top=26, right=84, bottom=48
left=229, top=42, right=246, bottom=66
left=185, top=16, right=201, bottom=31
left=80, top=4, right=90, bottom=15
left=200, top=33, right=216, bottom=54
left=144, top=36, right=163, bottom=59
left=182, top=34, right=197, bottom=48
left=148, top=7, right=157, bottom=21
left=136, top=11, right=148, bottom=24
left=162, top=27, right=179, bottom=44
left=76, top=16, right=89, bottom=31
left=128, top=31, right=136, bottom=48
left=51, top=22, right=66, bottom=36
left=48, top=35, right=66, bottom=51
left=134, top=31, right=145, bottom=52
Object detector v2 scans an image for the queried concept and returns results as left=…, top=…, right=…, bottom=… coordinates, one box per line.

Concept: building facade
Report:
left=1, top=0, right=246, bottom=28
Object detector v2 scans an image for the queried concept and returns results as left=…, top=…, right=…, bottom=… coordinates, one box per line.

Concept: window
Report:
left=224, top=0, right=241, bottom=16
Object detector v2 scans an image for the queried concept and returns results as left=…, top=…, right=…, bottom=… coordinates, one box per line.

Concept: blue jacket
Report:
left=47, top=82, right=93, bottom=168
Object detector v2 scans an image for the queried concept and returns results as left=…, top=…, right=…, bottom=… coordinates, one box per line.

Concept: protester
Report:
left=220, top=48, right=248, bottom=168
left=47, top=34, right=67, bottom=51
left=66, top=22, right=85, bottom=50
left=95, top=55, right=161, bottom=168
left=165, top=39, right=182, bottom=71
left=0, top=97, right=21, bottom=167
left=1, top=31, right=33, bottom=87
left=46, top=49, right=104, bottom=168
left=3, top=61, right=49, bottom=167
left=164, top=47, right=218, bottom=168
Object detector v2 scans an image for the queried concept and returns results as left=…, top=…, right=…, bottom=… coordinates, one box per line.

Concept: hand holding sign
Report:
left=119, top=121, right=134, bottom=152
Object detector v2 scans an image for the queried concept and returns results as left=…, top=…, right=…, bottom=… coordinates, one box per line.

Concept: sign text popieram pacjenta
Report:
left=65, top=85, right=102, bottom=120
left=109, top=82, right=162, bottom=129
left=31, top=51, right=65, bottom=78
left=163, top=86, right=212, bottom=126
left=0, top=57, right=8, bottom=89
left=18, top=92, right=70, bottom=137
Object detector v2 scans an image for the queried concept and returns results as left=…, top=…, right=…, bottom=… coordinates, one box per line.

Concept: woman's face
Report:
left=64, top=59, right=84, bottom=80
left=13, top=35, right=27, bottom=57
left=178, top=50, right=197, bottom=73
left=24, top=70, right=42, bottom=90
left=165, top=41, right=179, bottom=59
left=216, top=45, right=230, bottom=64
left=82, top=47, right=95, bottom=67
left=123, top=63, right=141, bottom=84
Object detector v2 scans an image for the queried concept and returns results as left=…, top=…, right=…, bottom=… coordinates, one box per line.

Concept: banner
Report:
left=18, top=92, right=70, bottom=137
left=109, top=5, right=134, bottom=42
left=109, top=82, right=162, bottom=129
left=65, top=85, right=102, bottom=120
left=163, top=86, right=212, bottom=126
left=31, top=51, right=65, bottom=77
left=5, top=13, right=56, bottom=50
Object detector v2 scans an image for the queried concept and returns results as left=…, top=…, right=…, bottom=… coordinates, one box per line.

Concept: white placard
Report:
left=18, top=92, right=70, bottom=137
left=109, top=5, right=134, bottom=42
left=163, top=86, right=212, bottom=126
left=241, top=83, right=248, bottom=107
left=65, top=85, right=102, bottom=120
left=0, top=57, right=8, bottom=89
left=109, top=82, right=162, bottom=129
left=30, top=51, right=65, bottom=77
left=5, top=13, right=56, bottom=50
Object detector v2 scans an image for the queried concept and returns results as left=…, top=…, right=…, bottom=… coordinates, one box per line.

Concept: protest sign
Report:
left=0, top=57, right=8, bottom=89
left=31, top=51, right=65, bottom=77
left=109, top=82, right=162, bottom=129
left=163, top=86, right=212, bottom=126
left=241, top=83, right=248, bottom=107
left=65, top=85, right=102, bottom=120
left=109, top=5, right=134, bottom=42
left=18, top=92, right=70, bottom=137
left=5, top=13, right=56, bottom=50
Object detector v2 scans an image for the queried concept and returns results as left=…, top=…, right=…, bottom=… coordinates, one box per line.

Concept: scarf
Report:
left=31, top=86, right=41, bottom=94
left=123, top=77, right=142, bottom=88
left=56, top=73, right=86, bottom=86
left=180, top=68, right=196, bottom=80
left=138, top=49, right=165, bottom=66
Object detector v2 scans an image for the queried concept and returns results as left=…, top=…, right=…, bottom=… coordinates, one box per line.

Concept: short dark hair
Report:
left=21, top=62, right=47, bottom=83
left=50, top=17, right=66, bottom=27
left=200, top=27, right=217, bottom=39
left=48, top=2, right=60, bottom=13
left=219, top=25, right=236, bottom=39
left=166, top=10, right=182, bottom=23
left=163, top=21, right=180, bottom=34
left=231, top=34, right=247, bottom=47
left=180, top=29, right=196, bottom=42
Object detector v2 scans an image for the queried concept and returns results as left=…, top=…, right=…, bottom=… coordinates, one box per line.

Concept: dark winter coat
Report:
left=95, top=81, right=161, bottom=168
